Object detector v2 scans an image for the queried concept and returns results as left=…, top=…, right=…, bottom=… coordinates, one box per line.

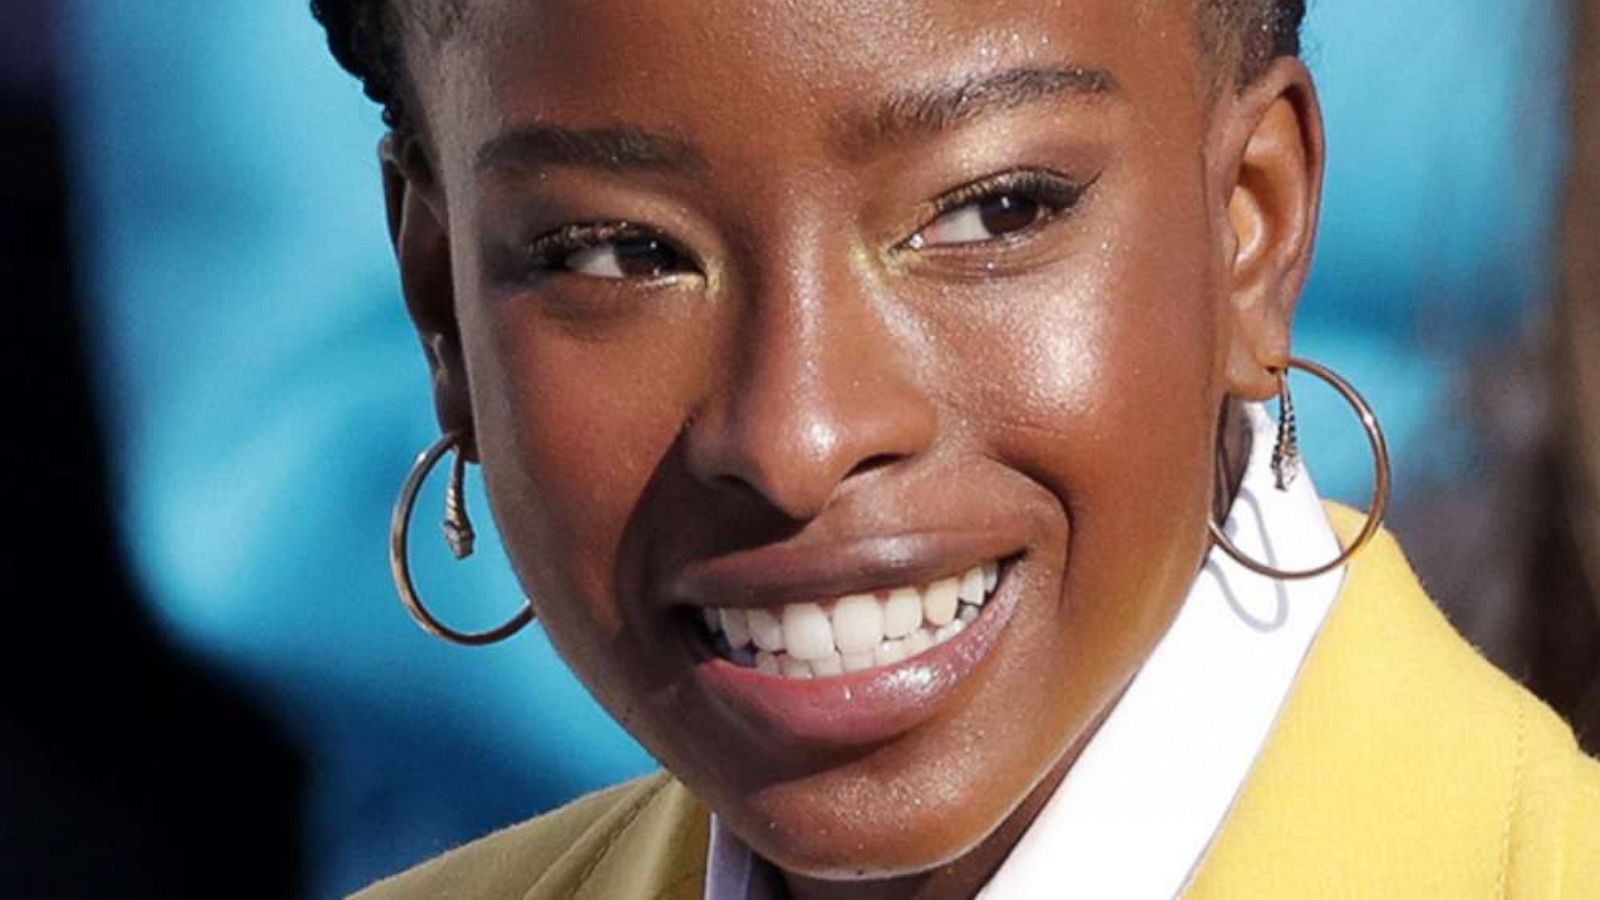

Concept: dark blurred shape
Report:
left=0, top=1, right=306, bottom=895
left=1413, top=0, right=1600, bottom=756
left=1538, top=0, right=1600, bottom=751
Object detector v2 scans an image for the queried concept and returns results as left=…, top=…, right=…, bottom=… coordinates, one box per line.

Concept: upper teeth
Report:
left=701, top=560, right=1002, bottom=679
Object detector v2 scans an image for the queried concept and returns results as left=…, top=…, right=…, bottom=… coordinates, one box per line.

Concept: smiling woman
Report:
left=311, top=1, right=1599, bottom=897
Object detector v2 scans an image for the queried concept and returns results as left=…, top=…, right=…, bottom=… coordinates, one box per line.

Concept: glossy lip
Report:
left=684, top=553, right=1026, bottom=749
left=665, top=529, right=1027, bottom=609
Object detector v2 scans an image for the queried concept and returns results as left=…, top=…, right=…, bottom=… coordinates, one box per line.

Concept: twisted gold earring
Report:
left=389, top=431, right=535, bottom=646
left=1208, top=357, right=1392, bottom=581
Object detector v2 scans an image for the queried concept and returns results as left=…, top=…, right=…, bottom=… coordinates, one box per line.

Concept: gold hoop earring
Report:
left=389, top=431, right=535, bottom=646
left=1208, top=357, right=1393, bottom=581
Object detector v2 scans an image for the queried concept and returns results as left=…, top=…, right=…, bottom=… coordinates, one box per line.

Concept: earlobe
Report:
left=379, top=135, right=478, bottom=459
left=1217, top=58, right=1325, bottom=401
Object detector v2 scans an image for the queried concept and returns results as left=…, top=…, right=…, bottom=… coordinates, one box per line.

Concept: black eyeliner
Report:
left=930, top=169, right=1094, bottom=217
left=525, top=221, right=651, bottom=271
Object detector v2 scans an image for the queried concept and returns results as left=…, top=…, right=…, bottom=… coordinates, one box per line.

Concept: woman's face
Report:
left=390, top=0, right=1318, bottom=886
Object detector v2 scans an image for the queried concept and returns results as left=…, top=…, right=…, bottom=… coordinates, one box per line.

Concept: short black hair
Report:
left=311, top=0, right=1306, bottom=134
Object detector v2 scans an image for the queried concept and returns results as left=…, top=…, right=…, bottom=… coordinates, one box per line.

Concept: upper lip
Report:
left=664, top=529, right=1025, bottom=610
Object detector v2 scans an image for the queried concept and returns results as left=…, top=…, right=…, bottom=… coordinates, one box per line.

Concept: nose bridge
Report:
left=686, top=223, right=935, bottom=520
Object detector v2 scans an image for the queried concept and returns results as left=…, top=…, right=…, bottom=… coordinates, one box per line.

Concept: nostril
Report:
left=847, top=452, right=904, bottom=480
left=695, top=441, right=914, bottom=520
left=709, top=471, right=759, bottom=499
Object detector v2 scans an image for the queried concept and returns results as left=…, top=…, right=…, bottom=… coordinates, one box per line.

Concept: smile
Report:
left=679, top=535, right=1028, bottom=748
left=698, top=560, right=1002, bottom=679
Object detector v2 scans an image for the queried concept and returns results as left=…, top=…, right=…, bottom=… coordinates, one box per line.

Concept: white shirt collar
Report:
left=706, top=403, right=1347, bottom=899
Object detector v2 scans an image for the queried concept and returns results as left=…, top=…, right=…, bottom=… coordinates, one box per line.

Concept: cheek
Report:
left=457, top=286, right=706, bottom=643
left=970, top=191, right=1220, bottom=434
left=968, top=181, right=1224, bottom=665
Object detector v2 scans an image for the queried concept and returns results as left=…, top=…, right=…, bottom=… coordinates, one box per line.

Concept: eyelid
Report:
left=931, top=169, right=1095, bottom=217
left=902, top=168, right=1099, bottom=252
left=524, top=220, right=701, bottom=280
left=527, top=221, right=645, bottom=264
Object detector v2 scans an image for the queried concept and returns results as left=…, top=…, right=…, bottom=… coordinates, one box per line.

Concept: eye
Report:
left=907, top=170, right=1092, bottom=250
left=917, top=194, right=1044, bottom=246
left=529, top=223, right=699, bottom=281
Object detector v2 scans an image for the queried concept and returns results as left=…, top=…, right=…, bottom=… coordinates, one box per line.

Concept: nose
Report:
left=683, top=254, right=937, bottom=522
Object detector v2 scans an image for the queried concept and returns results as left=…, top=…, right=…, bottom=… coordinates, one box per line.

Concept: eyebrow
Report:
left=474, top=125, right=709, bottom=175
left=837, top=64, right=1120, bottom=155
left=472, top=64, right=1116, bottom=176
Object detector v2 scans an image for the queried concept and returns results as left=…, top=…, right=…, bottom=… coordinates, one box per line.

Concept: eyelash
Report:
left=905, top=169, right=1095, bottom=250
left=524, top=222, right=675, bottom=270
left=934, top=169, right=1089, bottom=220
left=520, top=168, right=1095, bottom=280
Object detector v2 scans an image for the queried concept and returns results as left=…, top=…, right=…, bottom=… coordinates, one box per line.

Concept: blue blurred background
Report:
left=3, top=0, right=1581, bottom=895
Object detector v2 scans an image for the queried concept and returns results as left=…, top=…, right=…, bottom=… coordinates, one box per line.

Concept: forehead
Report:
left=413, top=0, right=1208, bottom=165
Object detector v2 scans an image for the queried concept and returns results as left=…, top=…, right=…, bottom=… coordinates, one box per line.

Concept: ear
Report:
left=380, top=134, right=477, bottom=460
left=1213, top=58, right=1326, bottom=401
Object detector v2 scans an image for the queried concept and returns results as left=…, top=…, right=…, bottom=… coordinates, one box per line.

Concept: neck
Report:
left=1216, top=397, right=1254, bottom=524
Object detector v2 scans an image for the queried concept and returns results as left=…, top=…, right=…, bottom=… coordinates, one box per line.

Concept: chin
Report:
left=726, top=755, right=1025, bottom=882
left=757, top=824, right=981, bottom=883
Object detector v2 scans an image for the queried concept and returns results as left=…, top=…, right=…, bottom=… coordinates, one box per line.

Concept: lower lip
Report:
left=689, top=561, right=1024, bottom=749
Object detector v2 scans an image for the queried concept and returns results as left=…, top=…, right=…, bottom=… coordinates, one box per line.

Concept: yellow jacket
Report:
left=356, top=510, right=1600, bottom=898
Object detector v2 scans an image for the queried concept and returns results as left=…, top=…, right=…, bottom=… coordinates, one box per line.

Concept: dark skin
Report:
left=380, top=1, right=1323, bottom=897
